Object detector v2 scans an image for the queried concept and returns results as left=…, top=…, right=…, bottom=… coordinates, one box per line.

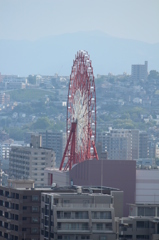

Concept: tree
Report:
left=120, top=113, right=130, bottom=120
left=148, top=70, right=159, bottom=80
left=27, top=75, right=36, bottom=85
left=31, top=117, right=53, bottom=130
left=8, top=127, right=24, bottom=140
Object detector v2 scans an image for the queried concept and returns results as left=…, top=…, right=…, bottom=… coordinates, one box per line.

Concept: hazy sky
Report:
left=0, top=0, right=159, bottom=43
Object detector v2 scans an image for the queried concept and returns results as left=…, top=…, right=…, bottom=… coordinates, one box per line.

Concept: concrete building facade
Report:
left=41, top=187, right=123, bottom=240
left=96, top=129, right=139, bottom=161
left=139, top=131, right=149, bottom=158
left=136, top=169, right=159, bottom=204
left=116, top=203, right=159, bottom=240
left=39, top=131, right=66, bottom=168
left=0, top=179, right=55, bottom=240
left=69, top=160, right=136, bottom=217
left=9, top=135, right=55, bottom=187
left=106, top=129, right=132, bottom=160
left=131, top=61, right=148, bottom=83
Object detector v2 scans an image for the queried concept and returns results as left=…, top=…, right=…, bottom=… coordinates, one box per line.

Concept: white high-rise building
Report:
left=97, top=129, right=139, bottom=160
left=107, top=129, right=132, bottom=160
left=9, top=135, right=55, bottom=187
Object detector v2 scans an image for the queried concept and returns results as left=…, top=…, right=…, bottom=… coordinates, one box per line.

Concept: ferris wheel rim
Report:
left=66, top=50, right=96, bottom=160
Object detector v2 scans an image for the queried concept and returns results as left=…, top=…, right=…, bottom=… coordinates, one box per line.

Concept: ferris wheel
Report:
left=59, top=50, right=98, bottom=171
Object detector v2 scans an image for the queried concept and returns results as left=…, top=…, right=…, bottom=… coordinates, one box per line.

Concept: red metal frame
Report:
left=59, top=122, right=77, bottom=171
left=59, top=50, right=98, bottom=171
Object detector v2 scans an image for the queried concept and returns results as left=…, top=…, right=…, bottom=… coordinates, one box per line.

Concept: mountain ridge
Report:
left=0, top=31, right=158, bottom=76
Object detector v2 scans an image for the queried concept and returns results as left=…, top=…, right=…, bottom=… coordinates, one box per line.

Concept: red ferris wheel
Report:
left=59, top=50, right=98, bottom=171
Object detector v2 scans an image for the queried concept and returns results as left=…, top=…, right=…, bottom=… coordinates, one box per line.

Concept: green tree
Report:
left=27, top=75, right=36, bottom=85
left=148, top=70, right=159, bottom=80
left=120, top=113, right=130, bottom=120
left=31, top=117, right=53, bottom=130
left=8, top=127, right=24, bottom=140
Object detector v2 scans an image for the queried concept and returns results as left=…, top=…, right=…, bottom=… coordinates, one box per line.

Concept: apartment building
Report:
left=117, top=203, right=159, bottom=240
left=106, top=129, right=132, bottom=160
left=139, top=131, right=149, bottom=158
left=9, top=135, right=55, bottom=187
left=131, top=61, right=148, bottom=83
left=96, top=132, right=108, bottom=152
left=0, top=139, right=14, bottom=160
left=97, top=129, right=140, bottom=160
left=0, top=179, right=54, bottom=240
left=41, top=187, right=123, bottom=240
left=39, top=131, right=66, bottom=167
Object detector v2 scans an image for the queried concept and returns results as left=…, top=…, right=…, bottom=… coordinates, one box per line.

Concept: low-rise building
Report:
left=41, top=187, right=123, bottom=240
left=116, top=203, right=159, bottom=240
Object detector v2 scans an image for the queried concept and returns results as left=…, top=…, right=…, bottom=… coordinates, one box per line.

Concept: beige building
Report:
left=107, top=129, right=132, bottom=160
left=97, top=129, right=139, bottom=161
left=9, top=135, right=55, bottom=187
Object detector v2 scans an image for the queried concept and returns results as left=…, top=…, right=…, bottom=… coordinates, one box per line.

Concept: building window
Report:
left=32, top=206, right=39, bottom=212
left=32, top=195, right=39, bottom=201
left=96, top=223, right=103, bottom=230
left=136, top=236, right=149, bottom=239
left=31, top=228, right=38, bottom=233
left=23, top=196, right=27, bottom=199
left=138, top=207, right=144, bottom=216
left=100, top=237, right=106, bottom=240
left=63, top=200, right=70, bottom=206
left=32, top=217, right=38, bottom=223
left=75, top=211, right=88, bottom=219
left=100, top=211, right=111, bottom=219
left=64, top=212, right=71, bottom=219
left=15, top=225, right=18, bottom=231
left=145, top=207, right=155, bottom=216
left=137, top=221, right=149, bottom=228
left=23, top=206, right=27, bottom=210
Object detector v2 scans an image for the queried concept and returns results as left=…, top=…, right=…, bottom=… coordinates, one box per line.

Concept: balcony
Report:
left=56, top=203, right=110, bottom=209
left=92, top=226, right=113, bottom=233
left=56, top=226, right=90, bottom=233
